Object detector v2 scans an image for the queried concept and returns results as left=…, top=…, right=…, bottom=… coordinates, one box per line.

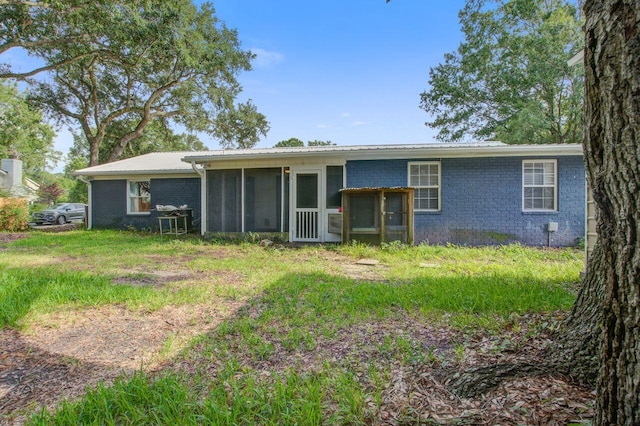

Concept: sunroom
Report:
left=184, top=151, right=347, bottom=243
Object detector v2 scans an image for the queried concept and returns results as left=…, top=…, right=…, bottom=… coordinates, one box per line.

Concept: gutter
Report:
left=75, top=175, right=90, bottom=184
left=190, top=161, right=204, bottom=177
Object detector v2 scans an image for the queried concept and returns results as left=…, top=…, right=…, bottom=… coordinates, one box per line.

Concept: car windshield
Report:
left=51, top=204, right=69, bottom=210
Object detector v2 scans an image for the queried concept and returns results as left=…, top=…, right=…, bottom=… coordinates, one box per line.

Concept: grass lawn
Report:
left=0, top=230, right=592, bottom=425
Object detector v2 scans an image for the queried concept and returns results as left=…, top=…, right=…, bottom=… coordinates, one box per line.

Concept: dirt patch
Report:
left=1, top=301, right=242, bottom=424
left=340, top=262, right=388, bottom=282
left=24, top=303, right=242, bottom=370
left=111, top=270, right=199, bottom=287
left=0, top=329, right=120, bottom=425
left=0, top=233, right=29, bottom=247
left=29, top=223, right=83, bottom=233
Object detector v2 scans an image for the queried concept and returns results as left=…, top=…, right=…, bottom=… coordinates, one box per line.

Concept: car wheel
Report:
left=56, top=215, right=67, bottom=225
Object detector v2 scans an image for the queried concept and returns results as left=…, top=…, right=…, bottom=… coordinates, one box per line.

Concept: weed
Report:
left=0, top=231, right=587, bottom=424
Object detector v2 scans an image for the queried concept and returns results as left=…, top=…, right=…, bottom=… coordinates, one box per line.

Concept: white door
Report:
left=291, top=170, right=321, bottom=242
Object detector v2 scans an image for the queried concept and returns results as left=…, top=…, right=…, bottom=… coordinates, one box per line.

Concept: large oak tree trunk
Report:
left=583, top=1, right=640, bottom=424
left=549, top=244, right=603, bottom=385
left=449, top=4, right=639, bottom=423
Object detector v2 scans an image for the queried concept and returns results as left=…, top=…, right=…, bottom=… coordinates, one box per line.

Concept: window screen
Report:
left=350, top=193, right=378, bottom=230
left=244, top=168, right=282, bottom=232
left=207, top=169, right=241, bottom=232
left=326, top=166, right=344, bottom=208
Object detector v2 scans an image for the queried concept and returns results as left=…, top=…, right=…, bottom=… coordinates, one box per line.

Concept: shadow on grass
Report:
left=0, top=267, right=159, bottom=329
left=16, top=265, right=578, bottom=425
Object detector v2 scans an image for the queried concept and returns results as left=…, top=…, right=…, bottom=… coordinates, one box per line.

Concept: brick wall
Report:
left=346, top=156, right=585, bottom=247
left=91, top=178, right=201, bottom=231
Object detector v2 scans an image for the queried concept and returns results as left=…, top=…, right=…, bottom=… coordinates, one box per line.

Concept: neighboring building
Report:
left=1, top=156, right=40, bottom=202
left=74, top=142, right=586, bottom=247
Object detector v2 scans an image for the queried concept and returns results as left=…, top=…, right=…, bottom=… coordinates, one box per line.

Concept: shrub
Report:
left=0, top=197, right=29, bottom=231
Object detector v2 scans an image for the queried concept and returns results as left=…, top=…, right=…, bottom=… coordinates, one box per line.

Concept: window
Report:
left=523, top=160, right=557, bottom=211
left=128, top=180, right=150, bottom=214
left=326, top=166, right=344, bottom=208
left=408, top=162, right=440, bottom=211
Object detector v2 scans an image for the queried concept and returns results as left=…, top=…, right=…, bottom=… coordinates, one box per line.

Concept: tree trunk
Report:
left=449, top=242, right=604, bottom=397
left=583, top=1, right=640, bottom=424
left=447, top=4, right=639, bottom=419
left=88, top=135, right=100, bottom=167
left=548, top=244, right=603, bottom=385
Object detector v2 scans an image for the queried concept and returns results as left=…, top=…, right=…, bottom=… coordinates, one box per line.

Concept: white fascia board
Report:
left=84, top=172, right=199, bottom=181
left=73, top=170, right=198, bottom=179
left=200, top=156, right=347, bottom=170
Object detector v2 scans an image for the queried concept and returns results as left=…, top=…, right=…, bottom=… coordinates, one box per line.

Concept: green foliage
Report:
left=213, top=101, right=270, bottom=150
left=307, top=139, right=335, bottom=146
left=65, top=180, right=88, bottom=204
left=273, top=138, right=336, bottom=148
left=6, top=1, right=269, bottom=165
left=421, top=0, right=583, bottom=144
left=0, top=198, right=29, bottom=231
left=274, top=137, right=305, bottom=148
left=0, top=82, right=59, bottom=175
left=1, top=0, right=119, bottom=79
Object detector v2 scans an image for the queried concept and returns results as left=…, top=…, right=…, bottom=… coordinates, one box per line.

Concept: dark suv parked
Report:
left=33, top=203, right=87, bottom=225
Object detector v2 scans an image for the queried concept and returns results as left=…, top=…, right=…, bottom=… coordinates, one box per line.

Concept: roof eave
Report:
left=183, top=144, right=583, bottom=164
left=72, top=169, right=196, bottom=177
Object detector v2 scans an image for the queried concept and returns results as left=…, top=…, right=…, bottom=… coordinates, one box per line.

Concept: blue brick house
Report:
left=74, top=142, right=585, bottom=247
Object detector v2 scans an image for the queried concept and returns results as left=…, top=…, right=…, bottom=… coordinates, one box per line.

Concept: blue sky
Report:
left=213, top=0, right=467, bottom=148
left=6, top=1, right=468, bottom=168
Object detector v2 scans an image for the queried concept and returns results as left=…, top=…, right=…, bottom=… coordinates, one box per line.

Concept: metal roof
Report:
left=73, top=151, right=211, bottom=176
left=182, top=142, right=583, bottom=163
left=74, top=143, right=584, bottom=177
left=182, top=142, right=509, bottom=163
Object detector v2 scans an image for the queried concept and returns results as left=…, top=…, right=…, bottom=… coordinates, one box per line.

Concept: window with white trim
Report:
left=128, top=180, right=151, bottom=214
left=522, top=160, right=557, bottom=211
left=408, top=162, right=440, bottom=211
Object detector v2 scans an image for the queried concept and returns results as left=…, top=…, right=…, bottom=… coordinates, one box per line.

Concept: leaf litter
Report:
left=0, top=237, right=594, bottom=425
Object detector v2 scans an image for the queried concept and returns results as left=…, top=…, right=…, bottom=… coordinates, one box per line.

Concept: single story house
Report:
left=73, top=142, right=586, bottom=247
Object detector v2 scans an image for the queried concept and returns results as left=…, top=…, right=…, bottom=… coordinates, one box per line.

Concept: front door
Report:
left=291, top=170, right=321, bottom=242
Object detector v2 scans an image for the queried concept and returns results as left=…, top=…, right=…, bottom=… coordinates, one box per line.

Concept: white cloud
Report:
left=316, top=124, right=328, bottom=129
left=350, top=121, right=366, bottom=127
left=250, top=48, right=284, bottom=68
left=341, top=112, right=351, bottom=118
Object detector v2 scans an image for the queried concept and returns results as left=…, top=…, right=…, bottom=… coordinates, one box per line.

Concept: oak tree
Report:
left=0, top=81, right=58, bottom=175
left=274, top=138, right=304, bottom=148
left=3, top=1, right=269, bottom=166
left=421, top=0, right=583, bottom=144
left=1, top=0, right=118, bottom=79
left=582, top=0, right=640, bottom=423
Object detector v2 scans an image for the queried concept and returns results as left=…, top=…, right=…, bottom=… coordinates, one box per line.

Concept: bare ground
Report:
left=0, top=234, right=594, bottom=425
